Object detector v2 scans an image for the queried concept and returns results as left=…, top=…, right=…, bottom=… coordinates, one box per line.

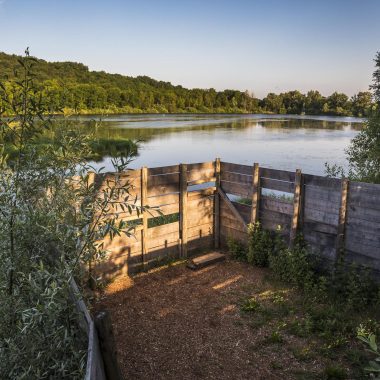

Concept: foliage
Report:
left=326, top=51, right=380, bottom=183
left=241, top=297, right=261, bottom=312
left=247, top=222, right=274, bottom=267
left=227, top=236, right=246, bottom=261
left=0, top=51, right=375, bottom=116
left=0, top=50, right=140, bottom=378
left=357, top=325, right=380, bottom=379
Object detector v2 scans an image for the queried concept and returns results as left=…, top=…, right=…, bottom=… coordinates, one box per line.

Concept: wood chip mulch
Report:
left=95, top=258, right=332, bottom=380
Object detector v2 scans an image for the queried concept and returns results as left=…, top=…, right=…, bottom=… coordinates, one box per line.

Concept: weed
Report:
left=265, top=330, right=284, bottom=344
left=241, top=297, right=261, bottom=312
left=322, top=365, right=347, bottom=379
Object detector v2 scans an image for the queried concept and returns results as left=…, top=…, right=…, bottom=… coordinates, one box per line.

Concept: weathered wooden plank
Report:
left=149, top=240, right=179, bottom=253
left=260, top=177, right=294, bottom=193
left=187, top=235, right=214, bottom=251
left=147, top=182, right=179, bottom=197
left=259, top=209, right=292, bottom=226
left=221, top=161, right=252, bottom=176
left=231, top=201, right=251, bottom=223
left=104, top=241, right=140, bottom=258
left=146, top=202, right=179, bottom=217
left=188, top=187, right=215, bottom=199
left=221, top=171, right=252, bottom=185
left=187, top=161, right=214, bottom=172
left=303, top=230, right=336, bottom=249
left=348, top=191, right=380, bottom=211
left=345, top=250, right=380, bottom=271
left=304, top=208, right=339, bottom=226
left=304, top=196, right=340, bottom=213
left=260, top=167, right=296, bottom=182
left=345, top=240, right=380, bottom=259
left=149, top=164, right=180, bottom=176
left=187, top=169, right=215, bottom=183
left=147, top=172, right=179, bottom=187
left=187, top=252, right=226, bottom=270
left=187, top=195, right=214, bottom=209
left=148, top=231, right=180, bottom=250
left=349, top=181, right=380, bottom=195
left=303, top=186, right=341, bottom=203
left=303, top=174, right=341, bottom=190
left=188, top=177, right=216, bottom=186
left=187, top=212, right=213, bottom=228
left=251, top=163, right=260, bottom=223
left=303, top=221, right=338, bottom=235
left=346, top=204, right=380, bottom=224
left=221, top=214, right=248, bottom=232
left=218, top=188, right=248, bottom=231
left=214, top=158, right=221, bottom=249
left=188, top=223, right=213, bottom=239
left=148, top=221, right=180, bottom=239
left=220, top=180, right=252, bottom=198
left=220, top=225, right=249, bottom=242
left=346, top=217, right=380, bottom=234
left=147, top=193, right=179, bottom=207
left=345, top=226, right=380, bottom=246
left=180, top=164, right=188, bottom=258
left=260, top=196, right=293, bottom=215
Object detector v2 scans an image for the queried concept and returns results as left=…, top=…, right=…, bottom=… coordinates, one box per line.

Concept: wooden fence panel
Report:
left=90, top=161, right=380, bottom=278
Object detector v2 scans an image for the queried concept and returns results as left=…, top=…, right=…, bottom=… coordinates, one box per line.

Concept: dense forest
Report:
left=0, top=52, right=376, bottom=116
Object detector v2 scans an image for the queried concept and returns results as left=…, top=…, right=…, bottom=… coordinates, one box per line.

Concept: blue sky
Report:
left=1, top=0, right=379, bottom=97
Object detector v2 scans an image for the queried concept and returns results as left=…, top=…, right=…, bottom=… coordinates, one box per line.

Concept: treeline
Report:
left=0, top=52, right=376, bottom=116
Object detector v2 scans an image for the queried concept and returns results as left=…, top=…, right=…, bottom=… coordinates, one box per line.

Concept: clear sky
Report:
left=1, top=0, right=379, bottom=97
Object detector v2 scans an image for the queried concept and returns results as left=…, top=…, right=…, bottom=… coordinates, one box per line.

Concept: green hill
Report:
left=0, top=51, right=374, bottom=116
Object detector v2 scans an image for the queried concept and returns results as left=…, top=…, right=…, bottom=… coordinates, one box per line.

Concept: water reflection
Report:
left=74, top=114, right=363, bottom=175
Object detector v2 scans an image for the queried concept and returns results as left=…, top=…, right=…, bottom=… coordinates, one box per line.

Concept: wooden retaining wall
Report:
left=91, top=159, right=380, bottom=277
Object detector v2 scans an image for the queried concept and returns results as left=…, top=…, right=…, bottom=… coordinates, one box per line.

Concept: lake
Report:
left=79, top=114, right=364, bottom=175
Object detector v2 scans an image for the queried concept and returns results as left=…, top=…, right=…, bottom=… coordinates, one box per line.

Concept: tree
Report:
left=370, top=51, right=380, bottom=104
left=351, top=91, right=373, bottom=117
left=305, top=90, right=324, bottom=115
left=327, top=92, right=350, bottom=115
left=327, top=51, right=380, bottom=183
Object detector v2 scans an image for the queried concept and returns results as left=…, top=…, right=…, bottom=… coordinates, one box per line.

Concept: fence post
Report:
left=214, top=158, right=221, bottom=249
left=141, top=167, right=148, bottom=268
left=250, top=163, right=260, bottom=224
left=335, top=178, right=349, bottom=262
left=289, top=169, right=302, bottom=248
left=179, top=164, right=188, bottom=258
left=94, top=311, right=123, bottom=380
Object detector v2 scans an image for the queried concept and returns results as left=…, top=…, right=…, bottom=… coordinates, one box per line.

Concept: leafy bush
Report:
left=227, top=236, right=246, bottom=261
left=247, top=222, right=273, bottom=267
left=357, top=325, right=380, bottom=379
left=0, top=50, right=140, bottom=378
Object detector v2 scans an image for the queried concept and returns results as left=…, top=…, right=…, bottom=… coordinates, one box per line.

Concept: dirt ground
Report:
left=95, top=257, right=351, bottom=380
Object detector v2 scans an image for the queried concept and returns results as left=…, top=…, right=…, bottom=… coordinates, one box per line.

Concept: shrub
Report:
left=357, top=325, right=380, bottom=379
left=227, top=236, right=247, bottom=261
left=247, top=222, right=273, bottom=267
left=0, top=50, right=140, bottom=378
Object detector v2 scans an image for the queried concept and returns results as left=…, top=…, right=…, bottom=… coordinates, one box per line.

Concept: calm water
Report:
left=80, top=114, right=364, bottom=175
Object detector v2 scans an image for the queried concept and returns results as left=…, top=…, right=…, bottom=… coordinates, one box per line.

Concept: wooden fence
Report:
left=93, top=160, right=380, bottom=277
left=70, top=279, right=106, bottom=380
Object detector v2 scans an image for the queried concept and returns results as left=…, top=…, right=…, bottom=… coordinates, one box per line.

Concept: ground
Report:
left=95, top=257, right=365, bottom=380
